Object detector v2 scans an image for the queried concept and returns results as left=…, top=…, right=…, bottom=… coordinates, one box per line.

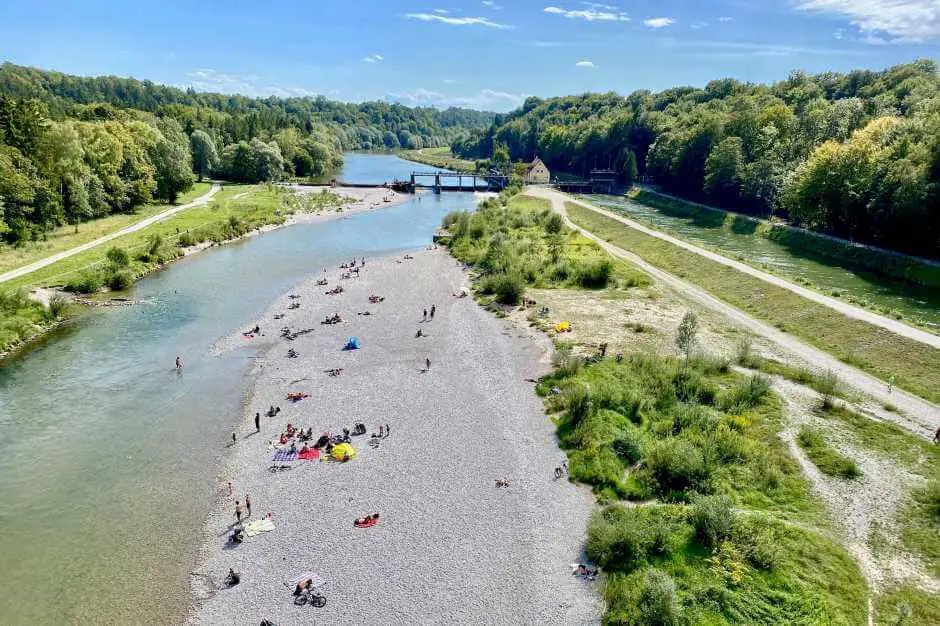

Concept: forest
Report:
left=452, top=60, right=940, bottom=258
left=0, top=63, right=493, bottom=243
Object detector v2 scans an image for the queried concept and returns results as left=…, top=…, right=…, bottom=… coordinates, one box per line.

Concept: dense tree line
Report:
left=452, top=61, right=940, bottom=258
left=0, top=63, right=493, bottom=243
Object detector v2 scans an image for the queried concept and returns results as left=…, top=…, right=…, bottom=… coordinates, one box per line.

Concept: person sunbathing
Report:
left=300, top=443, right=309, bottom=453
left=289, top=442, right=297, bottom=454
left=224, top=568, right=241, bottom=587
left=279, top=433, right=288, bottom=445
left=354, top=513, right=380, bottom=527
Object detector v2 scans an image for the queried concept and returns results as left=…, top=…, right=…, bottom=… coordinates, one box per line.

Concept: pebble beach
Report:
left=188, top=247, right=602, bottom=624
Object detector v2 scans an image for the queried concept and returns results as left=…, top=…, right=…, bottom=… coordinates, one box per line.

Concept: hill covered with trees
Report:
left=0, top=63, right=493, bottom=243
left=452, top=60, right=940, bottom=258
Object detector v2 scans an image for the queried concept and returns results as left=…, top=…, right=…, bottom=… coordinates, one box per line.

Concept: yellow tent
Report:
left=555, top=321, right=570, bottom=333
left=331, top=442, right=357, bottom=461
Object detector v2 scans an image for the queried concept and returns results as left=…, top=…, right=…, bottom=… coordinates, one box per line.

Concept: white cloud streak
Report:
left=796, top=0, right=940, bottom=42
left=185, top=69, right=317, bottom=98
left=543, top=6, right=630, bottom=22
left=386, top=87, right=525, bottom=111
left=644, top=17, right=676, bottom=28
left=575, top=60, right=596, bottom=67
left=405, top=12, right=513, bottom=28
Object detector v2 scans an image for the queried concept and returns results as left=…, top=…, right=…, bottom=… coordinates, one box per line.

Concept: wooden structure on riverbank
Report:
left=552, top=168, right=621, bottom=195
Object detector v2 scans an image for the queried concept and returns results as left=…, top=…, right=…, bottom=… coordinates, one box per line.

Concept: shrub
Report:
left=586, top=507, right=650, bottom=572
left=105, top=268, right=134, bottom=291
left=735, top=336, right=762, bottom=368
left=481, top=271, right=524, bottom=305
left=922, top=480, right=940, bottom=521
left=817, top=370, right=840, bottom=408
left=691, top=494, right=734, bottom=549
left=565, top=384, right=593, bottom=428
left=47, top=293, right=69, bottom=319
left=544, top=212, right=564, bottom=234
left=612, top=429, right=643, bottom=465
left=574, top=257, right=613, bottom=288
left=177, top=232, right=197, bottom=247
left=638, top=569, right=680, bottom=625
left=720, top=373, right=771, bottom=412
left=732, top=515, right=782, bottom=570
left=646, top=438, right=710, bottom=494
left=552, top=342, right=582, bottom=377
left=105, top=246, right=130, bottom=267
left=674, top=367, right=717, bottom=404
left=65, top=270, right=103, bottom=294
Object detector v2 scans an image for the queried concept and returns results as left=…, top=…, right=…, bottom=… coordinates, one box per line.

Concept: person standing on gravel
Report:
left=254, top=412, right=260, bottom=433
left=426, top=357, right=431, bottom=371
left=430, top=305, right=436, bottom=319
left=245, top=495, right=252, bottom=518
left=235, top=501, right=243, bottom=523
left=423, top=308, right=427, bottom=321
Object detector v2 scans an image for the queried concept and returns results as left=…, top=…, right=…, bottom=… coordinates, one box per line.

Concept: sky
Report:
left=1, top=1, right=939, bottom=112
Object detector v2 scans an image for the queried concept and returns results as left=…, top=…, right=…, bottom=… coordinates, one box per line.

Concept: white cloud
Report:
left=482, top=1, right=503, bottom=9
left=405, top=12, right=513, bottom=28
left=690, top=21, right=708, bottom=29
left=575, top=60, right=596, bottom=67
left=644, top=17, right=676, bottom=28
left=543, top=6, right=630, bottom=22
left=386, top=87, right=525, bottom=111
left=362, top=54, right=384, bottom=63
left=796, top=0, right=940, bottom=42
left=185, top=69, right=318, bottom=98
left=718, top=16, right=734, bottom=23
left=433, top=8, right=448, bottom=13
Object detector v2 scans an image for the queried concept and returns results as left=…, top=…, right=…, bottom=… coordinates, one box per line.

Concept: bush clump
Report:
left=797, top=426, right=861, bottom=479
left=691, top=494, right=734, bottom=548
left=65, top=270, right=104, bottom=294
left=645, top=438, right=710, bottom=496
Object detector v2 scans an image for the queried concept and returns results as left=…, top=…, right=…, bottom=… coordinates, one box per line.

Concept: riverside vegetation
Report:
left=441, top=189, right=939, bottom=624
left=0, top=186, right=348, bottom=354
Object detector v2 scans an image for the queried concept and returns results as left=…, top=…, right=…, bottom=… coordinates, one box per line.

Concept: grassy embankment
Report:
left=628, top=188, right=940, bottom=290
left=0, top=185, right=349, bottom=355
left=442, top=190, right=869, bottom=624
left=0, top=182, right=212, bottom=277
left=565, top=202, right=940, bottom=404
left=399, top=147, right=477, bottom=171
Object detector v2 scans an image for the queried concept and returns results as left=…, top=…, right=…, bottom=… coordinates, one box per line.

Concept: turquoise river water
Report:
left=0, top=154, right=479, bottom=623
left=588, top=195, right=940, bottom=330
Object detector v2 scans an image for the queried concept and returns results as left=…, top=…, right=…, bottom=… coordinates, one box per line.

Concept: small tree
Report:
left=676, top=311, right=699, bottom=364
left=817, top=369, right=840, bottom=408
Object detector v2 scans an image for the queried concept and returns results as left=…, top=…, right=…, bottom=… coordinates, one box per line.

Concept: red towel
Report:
left=298, top=449, right=320, bottom=461
left=354, top=519, right=377, bottom=529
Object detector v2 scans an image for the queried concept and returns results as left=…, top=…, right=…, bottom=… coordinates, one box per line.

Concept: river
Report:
left=0, top=154, right=479, bottom=623
left=588, top=195, right=940, bottom=330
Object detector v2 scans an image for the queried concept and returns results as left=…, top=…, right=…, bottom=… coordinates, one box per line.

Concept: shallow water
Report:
left=587, top=195, right=940, bottom=329
left=0, top=154, right=479, bottom=623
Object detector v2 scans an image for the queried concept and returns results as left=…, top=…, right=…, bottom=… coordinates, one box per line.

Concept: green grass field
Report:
left=0, top=182, right=212, bottom=276
left=565, top=202, right=940, bottom=403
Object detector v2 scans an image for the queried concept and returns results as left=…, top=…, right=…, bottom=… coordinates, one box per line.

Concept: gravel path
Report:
left=537, top=189, right=940, bottom=349
left=189, top=249, right=602, bottom=624
left=529, top=188, right=939, bottom=437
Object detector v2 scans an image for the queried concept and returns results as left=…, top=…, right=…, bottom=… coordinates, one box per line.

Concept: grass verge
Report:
left=565, top=201, right=940, bottom=403
left=796, top=426, right=862, bottom=479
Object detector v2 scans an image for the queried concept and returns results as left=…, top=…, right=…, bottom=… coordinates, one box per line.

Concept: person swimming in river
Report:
left=175, top=356, right=182, bottom=370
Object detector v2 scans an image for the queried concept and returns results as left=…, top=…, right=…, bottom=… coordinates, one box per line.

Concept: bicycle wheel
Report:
left=311, top=595, right=327, bottom=608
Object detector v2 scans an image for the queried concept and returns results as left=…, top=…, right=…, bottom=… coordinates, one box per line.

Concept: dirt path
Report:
left=527, top=189, right=939, bottom=437
left=0, top=184, right=221, bottom=285
left=530, top=189, right=940, bottom=349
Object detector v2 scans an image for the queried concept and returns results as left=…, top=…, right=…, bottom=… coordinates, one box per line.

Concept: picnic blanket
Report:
left=245, top=518, right=275, bottom=536
left=298, top=448, right=320, bottom=461
left=284, top=571, right=327, bottom=589
left=271, top=450, right=299, bottom=462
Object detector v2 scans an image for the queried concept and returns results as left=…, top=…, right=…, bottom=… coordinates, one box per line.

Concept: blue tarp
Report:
left=345, top=337, right=360, bottom=350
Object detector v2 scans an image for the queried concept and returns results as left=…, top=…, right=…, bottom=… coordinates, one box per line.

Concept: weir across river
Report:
left=334, top=170, right=510, bottom=194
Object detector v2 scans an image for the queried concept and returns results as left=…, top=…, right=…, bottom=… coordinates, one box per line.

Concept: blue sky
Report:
left=1, top=1, right=938, bottom=111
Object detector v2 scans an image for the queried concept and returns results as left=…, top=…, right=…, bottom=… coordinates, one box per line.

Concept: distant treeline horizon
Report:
left=0, top=62, right=494, bottom=243
left=453, top=60, right=940, bottom=259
